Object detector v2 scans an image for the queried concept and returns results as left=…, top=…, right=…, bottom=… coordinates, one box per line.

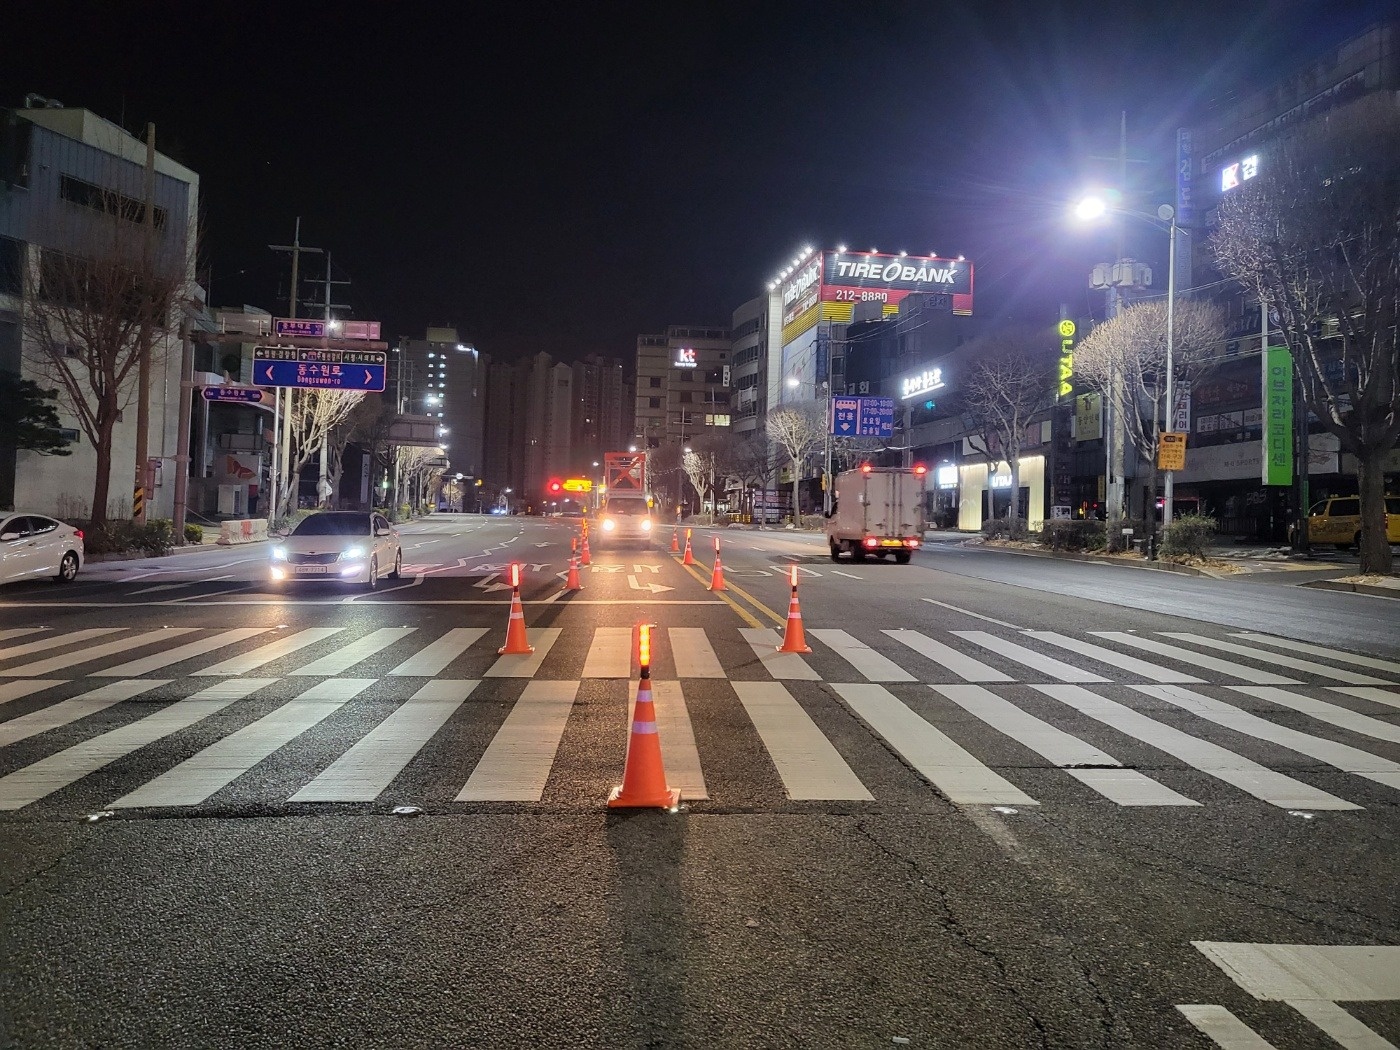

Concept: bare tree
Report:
left=645, top=443, right=683, bottom=519
left=1212, top=95, right=1400, bottom=574
left=766, top=403, right=826, bottom=520
left=324, top=393, right=387, bottom=509
left=1074, top=299, right=1227, bottom=533
left=727, top=433, right=771, bottom=521
left=960, top=327, right=1060, bottom=528
left=395, top=444, right=442, bottom=514
left=20, top=206, right=194, bottom=526
left=278, top=388, right=366, bottom=514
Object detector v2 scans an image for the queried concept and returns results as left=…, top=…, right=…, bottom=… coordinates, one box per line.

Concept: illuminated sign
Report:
left=675, top=347, right=698, bottom=368
left=780, top=258, right=822, bottom=328
left=1057, top=319, right=1076, bottom=398
left=561, top=478, right=593, bottom=493
left=822, top=251, right=974, bottom=316
left=1220, top=154, right=1259, bottom=192
left=935, top=465, right=958, bottom=489
left=900, top=366, right=946, bottom=400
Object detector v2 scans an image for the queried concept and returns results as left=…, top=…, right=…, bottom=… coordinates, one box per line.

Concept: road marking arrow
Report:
left=627, top=575, right=674, bottom=594
left=591, top=564, right=624, bottom=573
left=633, top=563, right=661, bottom=573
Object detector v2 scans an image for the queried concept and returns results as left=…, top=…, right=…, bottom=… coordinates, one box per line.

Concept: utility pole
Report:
left=267, top=219, right=324, bottom=521
left=132, top=123, right=156, bottom=525
left=316, top=252, right=352, bottom=508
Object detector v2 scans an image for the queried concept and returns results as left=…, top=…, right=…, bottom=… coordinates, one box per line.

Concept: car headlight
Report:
left=341, top=546, right=366, bottom=560
left=271, top=546, right=288, bottom=561
left=602, top=519, right=616, bottom=532
left=640, top=519, right=652, bottom=531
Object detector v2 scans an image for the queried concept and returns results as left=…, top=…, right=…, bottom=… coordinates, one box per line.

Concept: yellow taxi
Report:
left=1303, top=495, right=1400, bottom=549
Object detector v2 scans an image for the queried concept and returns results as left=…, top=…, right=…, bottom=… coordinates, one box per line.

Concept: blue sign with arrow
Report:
left=253, top=347, right=387, bottom=392
left=829, top=396, right=895, bottom=439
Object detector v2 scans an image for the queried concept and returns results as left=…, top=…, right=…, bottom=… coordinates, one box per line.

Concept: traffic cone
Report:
left=609, top=626, right=679, bottom=810
left=708, top=539, right=726, bottom=591
left=497, top=578, right=534, bottom=655
left=776, top=575, right=812, bottom=653
left=670, top=526, right=679, bottom=553
left=565, top=554, right=582, bottom=591
left=580, top=533, right=592, bottom=566
left=682, top=528, right=695, bottom=565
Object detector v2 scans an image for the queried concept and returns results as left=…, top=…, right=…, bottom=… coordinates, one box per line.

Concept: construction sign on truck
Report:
left=604, top=452, right=646, bottom=494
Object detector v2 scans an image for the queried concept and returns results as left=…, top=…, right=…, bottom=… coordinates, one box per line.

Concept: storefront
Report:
left=957, top=455, right=1047, bottom=532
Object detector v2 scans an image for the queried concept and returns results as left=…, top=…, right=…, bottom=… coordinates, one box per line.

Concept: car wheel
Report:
left=365, top=557, right=378, bottom=590
left=55, top=551, right=79, bottom=583
left=388, top=549, right=402, bottom=579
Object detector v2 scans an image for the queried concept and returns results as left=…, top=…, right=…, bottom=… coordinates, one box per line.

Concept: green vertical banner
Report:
left=1262, top=346, right=1293, bottom=486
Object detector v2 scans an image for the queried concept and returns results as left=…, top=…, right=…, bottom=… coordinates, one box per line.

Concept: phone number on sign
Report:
left=831, top=289, right=889, bottom=303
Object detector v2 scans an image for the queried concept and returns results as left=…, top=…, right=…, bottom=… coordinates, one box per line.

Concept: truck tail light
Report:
left=863, top=536, right=878, bottom=548
left=905, top=538, right=920, bottom=548
left=912, top=464, right=928, bottom=476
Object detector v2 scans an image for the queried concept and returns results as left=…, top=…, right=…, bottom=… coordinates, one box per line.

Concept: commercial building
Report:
left=632, top=324, right=732, bottom=450
left=0, top=99, right=199, bottom=518
left=393, top=327, right=485, bottom=484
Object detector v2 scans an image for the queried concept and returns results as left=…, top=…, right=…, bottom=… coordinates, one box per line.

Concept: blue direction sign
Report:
left=273, top=318, right=326, bottom=338
left=829, top=396, right=895, bottom=439
left=253, top=347, right=387, bottom=392
left=201, top=386, right=265, bottom=404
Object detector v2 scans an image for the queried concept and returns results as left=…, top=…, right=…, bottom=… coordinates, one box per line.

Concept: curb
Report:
left=1301, top=579, right=1400, bottom=598
left=87, top=539, right=264, bottom=564
left=971, top=542, right=1218, bottom=578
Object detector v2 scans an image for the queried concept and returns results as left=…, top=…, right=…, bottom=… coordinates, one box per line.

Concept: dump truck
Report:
left=825, top=464, right=928, bottom=563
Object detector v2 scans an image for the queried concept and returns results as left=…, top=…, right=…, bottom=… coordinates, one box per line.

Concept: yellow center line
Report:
left=673, top=556, right=785, bottom=628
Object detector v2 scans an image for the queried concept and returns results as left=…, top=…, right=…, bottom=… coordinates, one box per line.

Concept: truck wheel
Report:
left=852, top=546, right=868, bottom=561
left=894, top=551, right=911, bottom=564
left=829, top=540, right=842, bottom=562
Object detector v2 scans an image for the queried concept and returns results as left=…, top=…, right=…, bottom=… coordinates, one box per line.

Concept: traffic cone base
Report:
left=497, top=590, right=535, bottom=654
left=776, top=591, right=812, bottom=653
left=608, top=681, right=679, bottom=809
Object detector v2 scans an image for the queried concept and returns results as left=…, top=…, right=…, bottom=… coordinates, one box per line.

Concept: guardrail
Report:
left=216, top=519, right=269, bottom=545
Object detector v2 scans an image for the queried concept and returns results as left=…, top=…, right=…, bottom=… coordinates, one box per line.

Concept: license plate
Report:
left=294, top=564, right=330, bottom=574
left=880, top=539, right=905, bottom=547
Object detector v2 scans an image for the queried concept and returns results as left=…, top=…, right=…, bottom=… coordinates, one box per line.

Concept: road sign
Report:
left=1158, top=431, right=1187, bottom=471
left=253, top=346, right=387, bottom=392
left=201, top=387, right=265, bottom=404
left=273, top=318, right=326, bottom=339
left=830, top=396, right=895, bottom=438
left=339, top=320, right=381, bottom=340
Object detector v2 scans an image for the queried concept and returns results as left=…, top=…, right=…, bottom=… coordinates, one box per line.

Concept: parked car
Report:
left=0, top=513, right=84, bottom=584
left=1301, top=495, right=1400, bottom=549
left=269, top=511, right=402, bottom=588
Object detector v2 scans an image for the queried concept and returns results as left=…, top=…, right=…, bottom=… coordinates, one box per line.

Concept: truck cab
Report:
left=826, top=464, right=928, bottom=564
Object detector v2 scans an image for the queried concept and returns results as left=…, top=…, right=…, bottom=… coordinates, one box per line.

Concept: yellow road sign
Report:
left=1158, top=431, right=1187, bottom=471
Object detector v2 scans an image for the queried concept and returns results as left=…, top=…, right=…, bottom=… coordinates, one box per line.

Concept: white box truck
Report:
left=825, top=465, right=928, bottom=563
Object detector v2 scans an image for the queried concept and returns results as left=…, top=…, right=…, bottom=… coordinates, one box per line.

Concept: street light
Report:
left=1074, top=194, right=1181, bottom=532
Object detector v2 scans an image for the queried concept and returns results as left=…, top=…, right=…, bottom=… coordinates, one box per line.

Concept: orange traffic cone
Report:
left=609, top=625, right=680, bottom=810
left=708, top=538, right=726, bottom=591
left=497, top=565, right=535, bottom=654
left=580, top=533, right=592, bottom=566
left=776, top=567, right=811, bottom=653
left=565, top=554, right=582, bottom=591
left=682, top=528, right=694, bottom=565
left=670, top=526, right=679, bottom=553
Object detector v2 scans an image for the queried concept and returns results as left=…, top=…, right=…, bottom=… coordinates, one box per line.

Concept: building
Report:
left=632, top=324, right=732, bottom=450
left=0, top=99, right=199, bottom=518
left=729, top=296, right=769, bottom=438
left=393, top=327, right=486, bottom=484
left=570, top=353, right=629, bottom=477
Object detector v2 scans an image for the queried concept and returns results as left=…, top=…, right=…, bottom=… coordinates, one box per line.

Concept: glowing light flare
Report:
left=638, top=623, right=651, bottom=669
left=510, top=562, right=521, bottom=589
left=860, top=463, right=873, bottom=475
left=913, top=464, right=928, bottom=476
left=789, top=564, right=799, bottom=589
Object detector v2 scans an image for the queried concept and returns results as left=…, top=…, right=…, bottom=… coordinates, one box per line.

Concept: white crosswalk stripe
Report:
left=289, top=628, right=417, bottom=676
left=0, top=628, right=50, bottom=644
left=637, top=681, right=707, bottom=800
left=1232, top=633, right=1400, bottom=677
left=484, top=628, right=562, bottom=678
left=739, top=628, right=820, bottom=680
left=732, top=681, right=871, bottom=800
left=883, top=629, right=1011, bottom=682
left=810, top=630, right=914, bottom=682
left=1160, top=633, right=1388, bottom=685
left=1176, top=1005, right=1279, bottom=1049
left=954, top=631, right=1109, bottom=683
left=388, top=628, right=486, bottom=676
left=457, top=680, right=577, bottom=801
left=667, top=628, right=724, bottom=678
left=193, top=627, right=347, bottom=676
left=0, top=680, right=68, bottom=707
left=0, top=680, right=170, bottom=747
left=1021, top=631, right=1204, bottom=683
left=1232, top=686, right=1400, bottom=745
left=0, top=628, right=124, bottom=662
left=1330, top=687, right=1400, bottom=711
left=94, top=628, right=274, bottom=677
left=582, top=627, right=633, bottom=678
left=1089, top=633, right=1299, bottom=685
left=0, top=629, right=194, bottom=677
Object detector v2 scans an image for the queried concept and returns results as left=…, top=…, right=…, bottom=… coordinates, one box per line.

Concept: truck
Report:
left=825, top=464, right=928, bottom=563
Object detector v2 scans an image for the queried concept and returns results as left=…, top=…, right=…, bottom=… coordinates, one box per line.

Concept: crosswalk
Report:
left=0, top=623, right=1396, bottom=814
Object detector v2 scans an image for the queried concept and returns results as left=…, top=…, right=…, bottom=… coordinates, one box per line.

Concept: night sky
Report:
left=4, top=1, right=1391, bottom=361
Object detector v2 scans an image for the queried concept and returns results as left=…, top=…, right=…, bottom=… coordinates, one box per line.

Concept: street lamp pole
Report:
left=1162, top=204, right=1178, bottom=532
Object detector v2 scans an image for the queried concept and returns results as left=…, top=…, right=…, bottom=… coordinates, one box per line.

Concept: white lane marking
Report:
left=954, top=631, right=1108, bottom=683
left=1090, top=633, right=1299, bottom=685
left=883, top=629, right=1011, bottom=682
left=1135, top=684, right=1400, bottom=791
left=1161, top=633, right=1387, bottom=685
left=292, top=681, right=478, bottom=802
left=388, top=628, right=487, bottom=676
left=1034, top=685, right=1359, bottom=810
left=739, top=628, right=820, bottom=681
left=1193, top=941, right=1400, bottom=1001
left=831, top=570, right=863, bottom=580
left=0, top=628, right=50, bottom=644
left=1233, top=686, right=1400, bottom=745
left=920, top=597, right=1023, bottom=630
left=456, top=680, right=577, bottom=801
left=206, top=575, right=234, bottom=582
left=94, top=628, right=274, bottom=677
left=0, top=628, right=126, bottom=662
left=0, top=682, right=174, bottom=748
left=483, top=628, right=563, bottom=678
left=667, top=628, right=724, bottom=678
left=1175, top=1005, right=1279, bottom=1049
left=0, top=628, right=198, bottom=677
left=0, top=681, right=68, bottom=707
left=1330, top=687, right=1400, bottom=711
left=194, top=627, right=347, bottom=676
left=1233, top=634, right=1400, bottom=677
left=732, top=681, right=872, bottom=800
left=582, top=627, right=633, bottom=678
left=111, top=679, right=374, bottom=808
left=127, top=584, right=193, bottom=596
left=639, top=681, right=707, bottom=799
left=0, top=679, right=273, bottom=810
left=931, top=684, right=1197, bottom=807
left=288, top=627, right=418, bottom=676
left=1286, top=1000, right=1398, bottom=1049
left=835, top=683, right=1034, bottom=805
left=809, top=629, right=914, bottom=682
left=1022, top=631, right=1204, bottom=683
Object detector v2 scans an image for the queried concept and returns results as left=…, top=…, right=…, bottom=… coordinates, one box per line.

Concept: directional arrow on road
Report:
left=627, top=575, right=674, bottom=594
left=633, top=564, right=661, bottom=574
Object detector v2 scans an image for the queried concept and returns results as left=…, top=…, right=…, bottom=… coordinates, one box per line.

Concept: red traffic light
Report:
left=547, top=478, right=562, bottom=494
left=860, top=463, right=873, bottom=474
left=912, top=463, right=928, bottom=476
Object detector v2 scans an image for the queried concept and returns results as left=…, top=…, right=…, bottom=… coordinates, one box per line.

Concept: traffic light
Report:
left=547, top=478, right=563, bottom=495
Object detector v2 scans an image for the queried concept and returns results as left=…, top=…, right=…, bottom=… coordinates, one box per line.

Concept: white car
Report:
left=0, top=512, right=84, bottom=584
left=269, top=511, right=402, bottom=589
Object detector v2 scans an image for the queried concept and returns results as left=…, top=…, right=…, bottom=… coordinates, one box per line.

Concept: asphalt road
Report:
left=1, top=514, right=1397, bottom=1048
